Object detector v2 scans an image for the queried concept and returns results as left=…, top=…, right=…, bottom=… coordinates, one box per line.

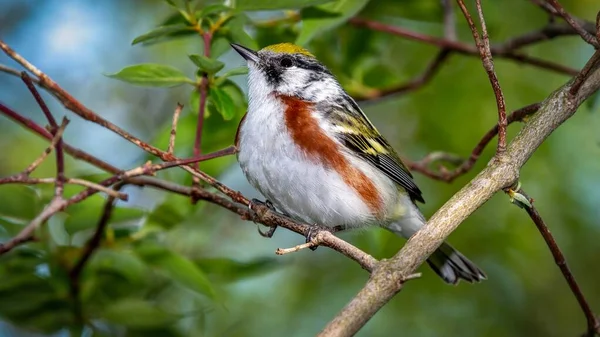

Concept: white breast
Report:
left=237, top=85, right=397, bottom=227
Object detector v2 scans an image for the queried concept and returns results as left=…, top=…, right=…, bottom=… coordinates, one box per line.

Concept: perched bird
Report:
left=231, top=42, right=485, bottom=284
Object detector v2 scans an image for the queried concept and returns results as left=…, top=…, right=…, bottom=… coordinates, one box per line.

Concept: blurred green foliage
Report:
left=1, top=0, right=599, bottom=336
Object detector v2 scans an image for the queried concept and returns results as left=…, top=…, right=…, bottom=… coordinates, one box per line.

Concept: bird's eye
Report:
left=280, top=57, right=294, bottom=68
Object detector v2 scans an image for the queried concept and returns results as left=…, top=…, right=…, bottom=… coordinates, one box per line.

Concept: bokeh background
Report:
left=1, top=0, right=599, bottom=336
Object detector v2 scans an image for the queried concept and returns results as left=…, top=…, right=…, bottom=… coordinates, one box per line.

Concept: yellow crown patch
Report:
left=261, top=43, right=314, bottom=57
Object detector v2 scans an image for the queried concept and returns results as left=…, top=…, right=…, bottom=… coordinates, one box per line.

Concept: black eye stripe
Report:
left=293, top=57, right=331, bottom=74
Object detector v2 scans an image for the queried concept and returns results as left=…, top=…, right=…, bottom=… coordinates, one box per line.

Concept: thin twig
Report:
left=24, top=118, right=69, bottom=175
left=349, top=18, right=580, bottom=76
left=570, top=50, right=600, bottom=96
left=21, top=71, right=66, bottom=197
left=544, top=0, right=599, bottom=48
left=67, top=178, right=128, bottom=200
left=21, top=72, right=57, bottom=127
left=0, top=197, right=67, bottom=254
left=0, top=101, right=121, bottom=174
left=276, top=242, right=317, bottom=255
left=192, top=32, right=213, bottom=196
left=0, top=41, right=233, bottom=195
left=355, top=49, right=451, bottom=101
left=0, top=177, right=127, bottom=200
left=167, top=103, right=183, bottom=154
left=511, top=188, right=600, bottom=336
left=407, top=102, right=541, bottom=181
left=456, top=0, right=508, bottom=154
left=69, top=187, right=120, bottom=324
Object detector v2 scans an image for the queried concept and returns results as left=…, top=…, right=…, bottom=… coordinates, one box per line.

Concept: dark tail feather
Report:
left=426, top=242, right=486, bottom=285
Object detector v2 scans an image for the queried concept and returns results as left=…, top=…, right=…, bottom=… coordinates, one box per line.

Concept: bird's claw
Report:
left=250, top=198, right=278, bottom=238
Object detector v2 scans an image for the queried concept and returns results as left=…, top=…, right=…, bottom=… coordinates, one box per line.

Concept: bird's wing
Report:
left=327, top=99, right=425, bottom=203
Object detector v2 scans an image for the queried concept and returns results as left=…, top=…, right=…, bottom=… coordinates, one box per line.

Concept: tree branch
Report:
left=543, top=0, right=599, bottom=48
left=456, top=0, right=507, bottom=154
left=406, top=102, right=540, bottom=181
left=349, top=17, right=581, bottom=76
left=507, top=187, right=600, bottom=336
left=318, top=46, right=600, bottom=337
left=69, top=187, right=120, bottom=325
left=192, top=32, right=212, bottom=196
left=21, top=72, right=66, bottom=197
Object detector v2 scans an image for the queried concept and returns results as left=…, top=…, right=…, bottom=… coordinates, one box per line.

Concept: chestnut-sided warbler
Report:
left=231, top=43, right=485, bottom=284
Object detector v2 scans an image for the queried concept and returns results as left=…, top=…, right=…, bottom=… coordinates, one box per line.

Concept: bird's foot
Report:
left=305, top=224, right=344, bottom=251
left=250, top=198, right=278, bottom=238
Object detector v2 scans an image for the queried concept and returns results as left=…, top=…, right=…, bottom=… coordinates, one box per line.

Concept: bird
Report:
left=231, top=42, right=486, bottom=284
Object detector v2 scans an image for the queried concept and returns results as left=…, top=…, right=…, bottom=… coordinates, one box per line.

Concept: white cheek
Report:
left=247, top=65, right=274, bottom=108
left=276, top=68, right=306, bottom=95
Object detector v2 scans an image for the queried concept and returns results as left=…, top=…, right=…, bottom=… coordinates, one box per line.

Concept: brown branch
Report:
left=544, top=0, right=599, bottom=48
left=69, top=188, right=120, bottom=324
left=192, top=32, right=212, bottom=193
left=570, top=50, right=600, bottom=96
left=457, top=0, right=507, bottom=154
left=508, top=188, right=600, bottom=337
left=21, top=72, right=66, bottom=197
left=0, top=177, right=128, bottom=200
left=0, top=74, right=371, bottom=270
left=0, top=41, right=233, bottom=196
left=407, top=102, right=541, bottom=181
left=0, top=40, right=168, bottom=159
left=349, top=17, right=580, bottom=76
left=168, top=103, right=183, bottom=154
left=0, top=100, right=121, bottom=174
left=0, top=118, right=69, bottom=183
left=318, top=29, right=600, bottom=337
left=355, top=49, right=451, bottom=101
left=0, top=197, right=67, bottom=254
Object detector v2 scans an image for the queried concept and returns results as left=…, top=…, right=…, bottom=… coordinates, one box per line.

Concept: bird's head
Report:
left=231, top=43, right=342, bottom=103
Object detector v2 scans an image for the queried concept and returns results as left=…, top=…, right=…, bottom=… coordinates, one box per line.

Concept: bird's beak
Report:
left=231, top=43, right=260, bottom=63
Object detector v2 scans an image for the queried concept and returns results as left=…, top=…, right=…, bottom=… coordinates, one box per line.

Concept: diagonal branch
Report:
left=21, top=72, right=66, bottom=197
left=543, top=0, right=599, bottom=48
left=508, top=187, right=600, bottom=336
left=355, top=49, right=451, bottom=101
left=349, top=17, right=581, bottom=76
left=406, top=103, right=540, bottom=181
left=69, top=187, right=120, bottom=324
left=457, top=0, right=507, bottom=154
left=318, top=42, right=600, bottom=337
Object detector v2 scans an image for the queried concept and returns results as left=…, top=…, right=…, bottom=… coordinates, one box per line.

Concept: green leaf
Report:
left=210, top=36, right=232, bottom=58
left=209, top=86, right=236, bottom=120
left=198, top=4, right=231, bottom=17
left=236, top=0, right=334, bottom=10
left=47, top=215, right=69, bottom=246
left=88, top=249, right=149, bottom=284
left=223, top=14, right=258, bottom=50
left=163, top=0, right=193, bottom=24
left=296, top=0, right=369, bottom=46
left=106, top=64, right=194, bottom=87
left=0, top=185, right=41, bottom=224
left=136, top=244, right=216, bottom=299
left=219, top=79, right=247, bottom=116
left=64, top=197, right=145, bottom=235
left=214, top=67, right=248, bottom=86
left=132, top=24, right=195, bottom=45
left=189, top=90, right=200, bottom=115
left=188, top=55, right=225, bottom=75
left=103, top=299, right=179, bottom=328
left=147, top=198, right=188, bottom=229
